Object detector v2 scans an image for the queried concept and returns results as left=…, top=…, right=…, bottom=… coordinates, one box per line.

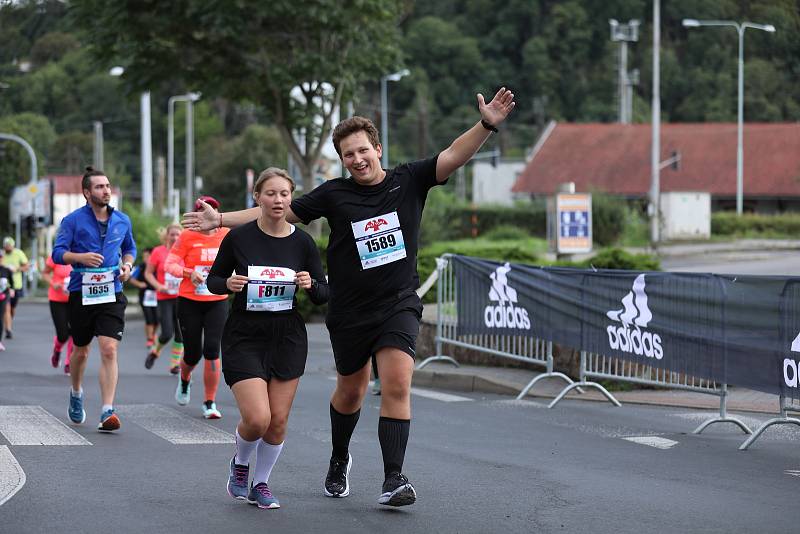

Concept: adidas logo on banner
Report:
left=784, top=333, right=800, bottom=387
left=483, top=263, right=531, bottom=330
left=606, top=274, right=663, bottom=359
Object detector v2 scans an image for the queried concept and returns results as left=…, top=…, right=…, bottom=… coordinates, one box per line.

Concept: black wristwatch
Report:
left=480, top=119, right=498, bottom=133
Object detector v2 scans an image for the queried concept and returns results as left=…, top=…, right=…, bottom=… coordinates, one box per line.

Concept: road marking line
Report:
left=622, top=436, right=679, bottom=449
left=327, top=377, right=473, bottom=403
left=0, top=406, right=91, bottom=446
left=784, top=469, right=800, bottom=478
left=0, top=446, right=26, bottom=506
left=116, top=404, right=234, bottom=444
left=409, top=387, right=473, bottom=403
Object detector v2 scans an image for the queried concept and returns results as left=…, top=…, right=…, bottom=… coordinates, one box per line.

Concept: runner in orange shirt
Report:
left=165, top=196, right=229, bottom=419
left=41, top=256, right=74, bottom=373
left=144, top=223, right=184, bottom=373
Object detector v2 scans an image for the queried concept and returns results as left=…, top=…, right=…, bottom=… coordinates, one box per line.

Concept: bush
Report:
left=592, top=193, right=627, bottom=246
left=417, top=237, right=544, bottom=302
left=481, top=224, right=531, bottom=241
left=712, top=212, right=800, bottom=237
left=420, top=195, right=547, bottom=246
left=124, top=203, right=172, bottom=252
left=577, top=248, right=661, bottom=271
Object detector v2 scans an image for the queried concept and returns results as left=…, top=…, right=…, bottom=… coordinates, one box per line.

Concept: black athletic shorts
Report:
left=221, top=310, right=308, bottom=387
left=326, top=290, right=423, bottom=376
left=141, top=304, right=159, bottom=325
left=10, top=287, right=23, bottom=308
left=68, top=291, right=127, bottom=347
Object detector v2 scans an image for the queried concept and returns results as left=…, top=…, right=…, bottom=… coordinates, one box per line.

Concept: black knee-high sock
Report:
left=330, top=403, right=360, bottom=461
left=379, top=417, right=410, bottom=476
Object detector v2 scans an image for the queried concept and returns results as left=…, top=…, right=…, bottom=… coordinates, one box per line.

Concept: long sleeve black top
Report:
left=207, top=221, right=328, bottom=312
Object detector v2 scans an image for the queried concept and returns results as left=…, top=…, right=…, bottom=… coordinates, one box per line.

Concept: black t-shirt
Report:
left=291, top=155, right=441, bottom=316
left=206, top=222, right=328, bottom=313
left=133, top=262, right=153, bottom=304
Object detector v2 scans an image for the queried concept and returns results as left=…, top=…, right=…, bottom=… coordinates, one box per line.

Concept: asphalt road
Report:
left=661, top=249, right=800, bottom=276
left=1, top=303, right=800, bottom=533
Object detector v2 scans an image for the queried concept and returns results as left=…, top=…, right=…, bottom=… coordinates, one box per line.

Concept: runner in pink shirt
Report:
left=42, top=256, right=74, bottom=373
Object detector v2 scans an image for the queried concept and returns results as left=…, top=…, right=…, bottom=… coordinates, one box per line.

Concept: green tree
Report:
left=69, top=0, right=404, bottom=196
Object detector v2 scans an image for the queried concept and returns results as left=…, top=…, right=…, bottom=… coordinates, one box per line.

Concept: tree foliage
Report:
left=68, top=0, right=404, bottom=193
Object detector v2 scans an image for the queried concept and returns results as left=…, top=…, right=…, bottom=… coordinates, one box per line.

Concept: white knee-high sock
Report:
left=252, top=440, right=284, bottom=485
left=235, top=429, right=259, bottom=466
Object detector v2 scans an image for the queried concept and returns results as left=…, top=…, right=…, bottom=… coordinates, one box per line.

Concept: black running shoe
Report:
left=324, top=453, right=352, bottom=498
left=5, top=330, right=12, bottom=339
left=378, top=472, right=416, bottom=507
left=144, top=351, right=157, bottom=370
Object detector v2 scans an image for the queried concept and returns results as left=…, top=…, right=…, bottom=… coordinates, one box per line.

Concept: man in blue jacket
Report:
left=52, top=167, right=136, bottom=432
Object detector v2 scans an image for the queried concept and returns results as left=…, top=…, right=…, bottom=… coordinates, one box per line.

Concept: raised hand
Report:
left=477, top=87, right=516, bottom=127
left=182, top=199, right=219, bottom=231
left=294, top=270, right=312, bottom=290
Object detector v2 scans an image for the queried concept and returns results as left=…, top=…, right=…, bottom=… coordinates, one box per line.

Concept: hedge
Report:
left=712, top=212, right=800, bottom=237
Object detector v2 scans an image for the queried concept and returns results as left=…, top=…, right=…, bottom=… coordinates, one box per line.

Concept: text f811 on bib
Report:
left=351, top=211, right=406, bottom=270
left=246, top=266, right=296, bottom=312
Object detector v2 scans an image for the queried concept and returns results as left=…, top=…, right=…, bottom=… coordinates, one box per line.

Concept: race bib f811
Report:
left=246, top=266, right=296, bottom=312
left=351, top=211, right=406, bottom=270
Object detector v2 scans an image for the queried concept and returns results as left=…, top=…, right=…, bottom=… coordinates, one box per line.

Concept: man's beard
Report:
left=90, top=194, right=110, bottom=208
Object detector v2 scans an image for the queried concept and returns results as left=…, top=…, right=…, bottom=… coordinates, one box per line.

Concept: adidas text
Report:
left=784, top=358, right=799, bottom=387
left=484, top=304, right=531, bottom=330
left=606, top=326, right=663, bottom=359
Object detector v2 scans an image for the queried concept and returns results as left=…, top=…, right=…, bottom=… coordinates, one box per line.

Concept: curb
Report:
left=412, top=368, right=778, bottom=415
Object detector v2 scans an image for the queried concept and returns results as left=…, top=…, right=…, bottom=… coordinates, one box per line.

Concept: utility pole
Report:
left=93, top=121, right=104, bottom=170
left=609, top=19, right=640, bottom=124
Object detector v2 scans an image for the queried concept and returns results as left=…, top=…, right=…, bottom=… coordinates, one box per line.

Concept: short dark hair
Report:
left=81, top=166, right=106, bottom=190
left=332, top=116, right=380, bottom=158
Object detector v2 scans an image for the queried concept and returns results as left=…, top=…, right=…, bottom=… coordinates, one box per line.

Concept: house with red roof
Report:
left=512, top=122, right=800, bottom=213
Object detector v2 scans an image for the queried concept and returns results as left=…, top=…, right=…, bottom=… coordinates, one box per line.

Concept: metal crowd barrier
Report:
left=549, top=351, right=752, bottom=436
left=739, top=279, right=800, bottom=449
left=416, top=255, right=581, bottom=399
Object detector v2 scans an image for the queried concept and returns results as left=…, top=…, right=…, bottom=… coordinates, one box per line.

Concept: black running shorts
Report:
left=68, top=291, right=127, bottom=347
left=221, top=310, right=308, bottom=386
left=326, top=290, right=423, bottom=376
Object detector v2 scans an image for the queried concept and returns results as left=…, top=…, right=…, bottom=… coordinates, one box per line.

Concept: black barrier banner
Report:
left=452, top=254, right=799, bottom=398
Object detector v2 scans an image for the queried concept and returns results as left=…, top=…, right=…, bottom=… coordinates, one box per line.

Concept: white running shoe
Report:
left=203, top=402, right=222, bottom=419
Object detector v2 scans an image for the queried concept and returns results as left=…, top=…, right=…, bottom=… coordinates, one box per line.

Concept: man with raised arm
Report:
left=53, top=167, right=136, bottom=432
left=184, top=87, right=515, bottom=506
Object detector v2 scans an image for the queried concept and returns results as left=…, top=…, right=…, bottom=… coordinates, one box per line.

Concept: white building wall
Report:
left=472, top=161, right=527, bottom=206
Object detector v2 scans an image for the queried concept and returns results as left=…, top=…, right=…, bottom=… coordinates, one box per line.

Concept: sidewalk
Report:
left=543, top=238, right=800, bottom=263
left=412, top=361, right=783, bottom=415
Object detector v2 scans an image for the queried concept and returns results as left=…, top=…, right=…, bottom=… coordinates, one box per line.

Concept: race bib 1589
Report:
left=351, top=211, right=406, bottom=270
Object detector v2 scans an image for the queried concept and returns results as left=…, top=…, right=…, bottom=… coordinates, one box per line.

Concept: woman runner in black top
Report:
left=207, top=167, right=328, bottom=510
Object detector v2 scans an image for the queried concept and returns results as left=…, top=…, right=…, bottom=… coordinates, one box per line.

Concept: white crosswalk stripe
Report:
left=409, top=387, right=473, bottom=403
left=328, top=377, right=474, bottom=403
left=0, top=446, right=26, bottom=506
left=115, top=404, right=234, bottom=444
left=0, top=406, right=91, bottom=446
left=622, top=436, right=679, bottom=449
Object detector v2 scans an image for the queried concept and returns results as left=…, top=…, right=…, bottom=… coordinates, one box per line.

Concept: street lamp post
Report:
left=682, top=18, right=776, bottom=215
left=380, top=69, right=410, bottom=168
left=609, top=19, right=640, bottom=124
left=167, top=92, right=201, bottom=220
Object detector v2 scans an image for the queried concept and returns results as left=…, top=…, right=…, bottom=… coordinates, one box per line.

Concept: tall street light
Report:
left=168, top=92, right=201, bottom=220
left=109, top=66, right=155, bottom=211
left=380, top=69, right=410, bottom=168
left=682, top=18, right=776, bottom=216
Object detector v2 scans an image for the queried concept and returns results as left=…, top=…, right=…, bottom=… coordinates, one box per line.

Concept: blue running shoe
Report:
left=175, top=377, right=190, bottom=406
left=247, top=482, right=280, bottom=509
left=68, top=390, right=86, bottom=424
left=227, top=457, right=249, bottom=500
left=98, top=409, right=121, bottom=432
